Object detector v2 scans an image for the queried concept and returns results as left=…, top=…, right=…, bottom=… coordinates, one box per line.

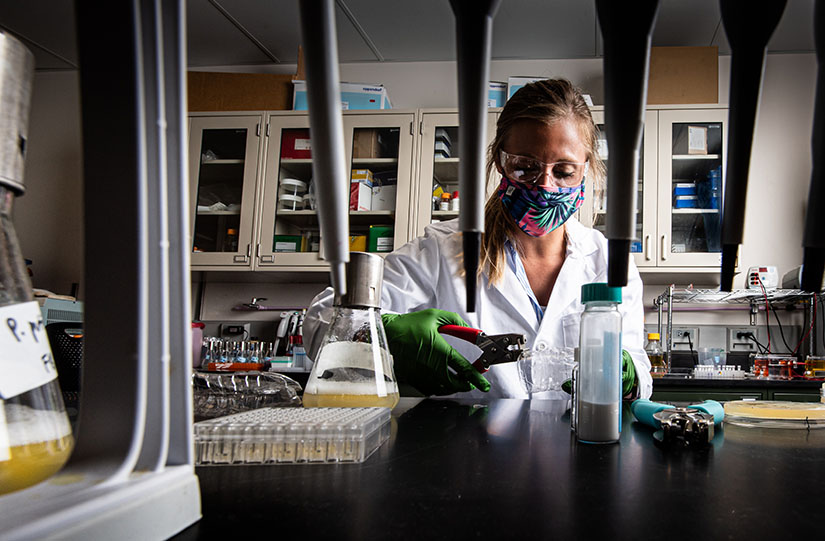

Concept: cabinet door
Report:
left=415, top=111, right=498, bottom=237
left=255, top=112, right=416, bottom=268
left=657, top=109, right=727, bottom=267
left=586, top=110, right=658, bottom=267
left=188, top=115, right=263, bottom=267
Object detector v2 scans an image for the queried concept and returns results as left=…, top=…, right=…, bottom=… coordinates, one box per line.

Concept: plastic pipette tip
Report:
left=720, top=244, right=738, bottom=292
left=607, top=239, right=630, bottom=287
left=464, top=232, right=480, bottom=312
left=801, top=247, right=825, bottom=293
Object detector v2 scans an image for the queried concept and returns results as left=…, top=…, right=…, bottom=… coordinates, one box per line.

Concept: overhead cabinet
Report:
left=580, top=105, right=729, bottom=274
left=188, top=110, right=417, bottom=270
left=188, top=105, right=728, bottom=278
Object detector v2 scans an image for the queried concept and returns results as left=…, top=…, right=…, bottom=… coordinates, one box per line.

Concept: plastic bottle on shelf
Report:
left=439, top=192, right=452, bottom=211
left=224, top=228, right=238, bottom=252
left=646, top=332, right=667, bottom=378
left=450, top=191, right=460, bottom=211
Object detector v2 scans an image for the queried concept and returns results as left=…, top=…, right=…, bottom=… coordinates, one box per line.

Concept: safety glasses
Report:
left=500, top=149, right=588, bottom=189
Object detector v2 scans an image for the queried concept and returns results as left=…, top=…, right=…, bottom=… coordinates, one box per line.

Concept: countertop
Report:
left=174, top=398, right=825, bottom=539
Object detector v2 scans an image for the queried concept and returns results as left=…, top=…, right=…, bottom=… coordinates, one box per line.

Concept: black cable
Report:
left=745, top=333, right=768, bottom=354
left=767, top=298, right=794, bottom=354
left=686, top=333, right=698, bottom=365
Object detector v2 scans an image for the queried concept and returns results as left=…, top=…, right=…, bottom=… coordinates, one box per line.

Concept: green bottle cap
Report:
left=581, top=282, right=622, bottom=304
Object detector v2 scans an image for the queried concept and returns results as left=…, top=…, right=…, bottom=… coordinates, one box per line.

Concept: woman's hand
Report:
left=382, top=309, right=491, bottom=396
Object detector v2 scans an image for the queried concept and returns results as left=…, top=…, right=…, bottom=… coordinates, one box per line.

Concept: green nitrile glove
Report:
left=560, top=349, right=637, bottom=397
left=622, top=349, right=637, bottom=398
left=381, top=309, right=491, bottom=396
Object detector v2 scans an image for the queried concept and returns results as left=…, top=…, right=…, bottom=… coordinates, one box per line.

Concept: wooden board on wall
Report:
left=648, top=46, right=718, bottom=104
left=188, top=72, right=295, bottom=111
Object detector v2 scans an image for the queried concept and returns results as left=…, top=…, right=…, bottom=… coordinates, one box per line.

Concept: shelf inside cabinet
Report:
left=201, top=159, right=244, bottom=165
left=352, top=158, right=398, bottom=166
left=672, top=208, right=719, bottom=214
left=432, top=210, right=459, bottom=218
left=672, top=154, right=720, bottom=160
left=276, top=209, right=395, bottom=227
left=196, top=210, right=241, bottom=216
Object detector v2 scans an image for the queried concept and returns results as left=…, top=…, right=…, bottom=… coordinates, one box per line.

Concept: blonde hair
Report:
left=481, top=79, right=606, bottom=286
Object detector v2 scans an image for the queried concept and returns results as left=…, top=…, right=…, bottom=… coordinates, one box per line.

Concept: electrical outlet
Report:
left=728, top=327, right=759, bottom=352
left=671, top=327, right=699, bottom=351
left=220, top=323, right=250, bottom=339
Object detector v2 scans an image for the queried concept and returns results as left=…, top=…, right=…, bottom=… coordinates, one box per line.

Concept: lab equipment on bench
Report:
left=438, top=324, right=525, bottom=373
left=571, top=283, right=623, bottom=444
left=194, top=406, right=391, bottom=465
left=192, top=371, right=302, bottom=420
left=304, top=252, right=399, bottom=408
left=723, top=400, right=825, bottom=429
left=745, top=266, right=779, bottom=289
left=645, top=332, right=667, bottom=378
left=517, top=346, right=576, bottom=394
left=0, top=33, right=73, bottom=496
left=631, top=399, right=724, bottom=448
left=718, top=0, right=787, bottom=290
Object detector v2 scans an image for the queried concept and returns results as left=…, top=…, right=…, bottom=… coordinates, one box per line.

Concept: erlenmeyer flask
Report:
left=304, top=252, right=398, bottom=408
left=0, top=33, right=73, bottom=495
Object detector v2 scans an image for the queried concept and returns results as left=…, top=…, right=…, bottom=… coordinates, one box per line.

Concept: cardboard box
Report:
left=293, top=81, right=392, bottom=111
left=188, top=72, right=295, bottom=111
left=281, top=129, right=312, bottom=159
left=349, top=235, right=367, bottom=252
left=367, top=225, right=394, bottom=253
left=273, top=235, right=302, bottom=253
left=353, top=128, right=397, bottom=158
left=647, top=47, right=718, bottom=104
left=350, top=182, right=372, bottom=211
left=371, top=185, right=397, bottom=211
left=488, top=81, right=507, bottom=107
left=351, top=169, right=374, bottom=185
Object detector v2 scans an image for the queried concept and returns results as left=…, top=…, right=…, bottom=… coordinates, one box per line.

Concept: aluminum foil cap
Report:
left=0, top=32, right=35, bottom=195
left=334, top=252, right=384, bottom=309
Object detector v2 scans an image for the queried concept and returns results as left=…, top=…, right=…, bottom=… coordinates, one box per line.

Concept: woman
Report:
left=304, top=79, right=652, bottom=400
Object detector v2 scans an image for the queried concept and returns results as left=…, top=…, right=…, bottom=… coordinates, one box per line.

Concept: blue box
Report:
left=673, top=183, right=697, bottom=196
left=293, top=81, right=392, bottom=111
left=674, top=196, right=699, bottom=208
left=488, top=81, right=506, bottom=107
left=630, top=241, right=643, bottom=253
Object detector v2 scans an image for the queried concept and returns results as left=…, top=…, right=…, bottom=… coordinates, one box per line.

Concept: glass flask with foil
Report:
left=304, top=252, right=399, bottom=408
left=0, top=32, right=73, bottom=496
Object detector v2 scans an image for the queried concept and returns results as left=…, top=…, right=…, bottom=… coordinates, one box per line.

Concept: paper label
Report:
left=275, top=242, right=297, bottom=252
left=294, top=138, right=311, bottom=151
left=0, top=301, right=58, bottom=399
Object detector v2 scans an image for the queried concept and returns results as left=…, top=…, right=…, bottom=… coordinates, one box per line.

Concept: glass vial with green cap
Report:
left=574, top=282, right=622, bottom=444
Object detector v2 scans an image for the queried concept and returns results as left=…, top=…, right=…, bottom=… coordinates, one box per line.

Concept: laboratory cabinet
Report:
left=413, top=109, right=500, bottom=237
left=580, top=105, right=729, bottom=274
left=188, top=105, right=728, bottom=276
left=188, top=110, right=417, bottom=270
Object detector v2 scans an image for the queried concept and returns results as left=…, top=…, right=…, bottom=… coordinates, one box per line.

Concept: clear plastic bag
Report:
left=517, top=347, right=577, bottom=393
left=192, top=371, right=303, bottom=420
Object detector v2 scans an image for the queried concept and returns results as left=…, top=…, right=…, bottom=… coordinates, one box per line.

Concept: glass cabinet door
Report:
left=256, top=112, right=416, bottom=268
left=657, top=109, right=727, bottom=267
left=188, top=115, right=263, bottom=267
left=415, top=111, right=499, bottom=237
left=586, top=110, right=658, bottom=267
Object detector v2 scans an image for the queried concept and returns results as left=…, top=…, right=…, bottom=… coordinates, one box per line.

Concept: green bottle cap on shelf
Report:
left=581, top=282, right=622, bottom=304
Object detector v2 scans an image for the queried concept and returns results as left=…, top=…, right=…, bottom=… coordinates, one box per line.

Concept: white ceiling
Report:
left=0, top=0, right=816, bottom=71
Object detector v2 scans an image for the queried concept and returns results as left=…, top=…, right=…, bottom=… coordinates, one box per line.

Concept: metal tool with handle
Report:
left=631, top=399, right=724, bottom=447
left=438, top=324, right=525, bottom=373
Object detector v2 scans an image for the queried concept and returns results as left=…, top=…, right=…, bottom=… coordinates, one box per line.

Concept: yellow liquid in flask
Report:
left=0, top=405, right=74, bottom=496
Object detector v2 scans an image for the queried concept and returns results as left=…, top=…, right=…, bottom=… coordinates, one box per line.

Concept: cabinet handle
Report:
left=661, top=235, right=668, bottom=261
left=644, top=235, right=651, bottom=261
left=233, top=244, right=250, bottom=264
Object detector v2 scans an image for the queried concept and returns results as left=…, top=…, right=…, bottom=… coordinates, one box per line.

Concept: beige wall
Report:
left=15, top=70, right=83, bottom=295
left=15, top=54, right=818, bottom=320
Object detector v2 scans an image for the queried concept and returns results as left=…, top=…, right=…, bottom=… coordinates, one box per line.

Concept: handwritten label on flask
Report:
left=0, top=301, right=58, bottom=399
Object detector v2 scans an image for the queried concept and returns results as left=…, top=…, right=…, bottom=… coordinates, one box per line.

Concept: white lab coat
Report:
left=304, top=217, right=653, bottom=400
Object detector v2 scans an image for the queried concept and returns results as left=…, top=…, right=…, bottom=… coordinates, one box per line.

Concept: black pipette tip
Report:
left=607, top=239, right=630, bottom=287
left=464, top=231, right=480, bottom=313
left=801, top=247, right=825, bottom=293
left=720, top=244, right=738, bottom=292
